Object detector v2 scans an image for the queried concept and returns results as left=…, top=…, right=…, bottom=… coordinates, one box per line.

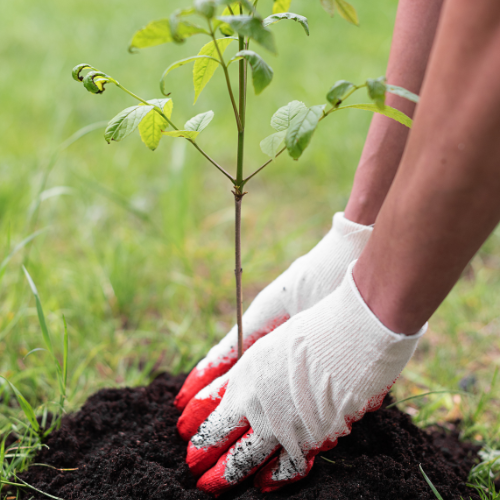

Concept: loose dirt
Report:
left=19, top=373, right=479, bottom=500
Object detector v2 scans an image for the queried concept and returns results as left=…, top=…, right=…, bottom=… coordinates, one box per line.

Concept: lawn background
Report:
left=1, top=0, right=499, bottom=454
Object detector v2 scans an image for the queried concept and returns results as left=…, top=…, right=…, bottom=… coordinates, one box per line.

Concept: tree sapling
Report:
left=72, top=0, right=418, bottom=360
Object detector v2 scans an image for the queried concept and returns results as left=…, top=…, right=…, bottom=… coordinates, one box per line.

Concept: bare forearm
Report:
left=345, top=0, right=443, bottom=225
left=354, top=0, right=500, bottom=334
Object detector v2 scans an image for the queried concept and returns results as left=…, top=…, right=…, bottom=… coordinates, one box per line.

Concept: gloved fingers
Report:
left=177, top=373, right=229, bottom=441
left=174, top=355, right=235, bottom=411
left=254, top=438, right=338, bottom=493
left=197, top=429, right=280, bottom=496
left=186, top=408, right=250, bottom=477
left=174, top=314, right=290, bottom=411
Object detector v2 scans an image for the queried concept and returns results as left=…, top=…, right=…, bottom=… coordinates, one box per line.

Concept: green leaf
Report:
left=218, top=16, right=276, bottom=54
left=336, top=103, right=413, bottom=128
left=0, top=377, right=39, bottom=433
left=260, top=130, right=286, bottom=157
left=129, top=19, right=207, bottom=51
left=263, top=12, right=309, bottom=35
left=271, top=100, right=307, bottom=131
left=194, top=0, right=218, bottom=18
left=367, top=76, right=387, bottom=109
left=386, top=84, right=420, bottom=104
left=334, top=0, right=359, bottom=26
left=163, top=130, right=200, bottom=140
left=185, top=111, right=215, bottom=132
left=104, top=105, right=153, bottom=143
left=214, top=5, right=237, bottom=35
left=419, top=465, right=444, bottom=500
left=286, top=104, right=325, bottom=159
left=273, top=0, right=292, bottom=13
left=327, top=80, right=355, bottom=106
left=219, top=0, right=258, bottom=16
left=319, top=0, right=335, bottom=16
left=161, top=55, right=221, bottom=96
left=231, top=50, right=273, bottom=94
left=72, top=63, right=94, bottom=82
left=194, top=38, right=236, bottom=103
left=138, top=99, right=173, bottom=151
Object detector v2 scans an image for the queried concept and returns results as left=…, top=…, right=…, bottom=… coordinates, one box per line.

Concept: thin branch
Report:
left=242, top=146, right=286, bottom=185
left=190, top=141, right=235, bottom=183
left=209, top=22, right=243, bottom=132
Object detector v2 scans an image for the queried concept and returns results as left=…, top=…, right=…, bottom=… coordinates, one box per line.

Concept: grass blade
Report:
left=386, top=390, right=468, bottom=409
left=0, top=377, right=39, bottom=433
left=420, top=464, right=444, bottom=500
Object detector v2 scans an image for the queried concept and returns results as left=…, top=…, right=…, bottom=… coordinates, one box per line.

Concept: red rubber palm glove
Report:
left=174, top=213, right=372, bottom=415
left=178, top=264, right=426, bottom=495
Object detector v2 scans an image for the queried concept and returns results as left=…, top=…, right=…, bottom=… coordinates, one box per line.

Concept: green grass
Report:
left=1, top=0, right=500, bottom=497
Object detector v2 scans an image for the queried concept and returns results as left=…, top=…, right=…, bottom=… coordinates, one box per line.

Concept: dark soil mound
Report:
left=18, top=373, right=479, bottom=500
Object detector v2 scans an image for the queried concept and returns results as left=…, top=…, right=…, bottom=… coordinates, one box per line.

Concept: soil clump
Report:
left=19, top=373, right=479, bottom=500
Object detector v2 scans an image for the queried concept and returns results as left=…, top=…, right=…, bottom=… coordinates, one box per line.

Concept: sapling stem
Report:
left=234, top=30, right=248, bottom=360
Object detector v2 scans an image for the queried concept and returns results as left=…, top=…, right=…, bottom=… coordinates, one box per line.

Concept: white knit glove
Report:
left=178, top=263, right=426, bottom=495
left=174, top=213, right=373, bottom=412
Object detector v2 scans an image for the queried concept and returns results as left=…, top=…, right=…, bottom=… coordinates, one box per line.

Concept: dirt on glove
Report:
left=18, top=372, right=479, bottom=500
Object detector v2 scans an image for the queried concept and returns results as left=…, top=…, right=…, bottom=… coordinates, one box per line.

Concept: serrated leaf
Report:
left=231, top=50, right=273, bottom=94
left=337, top=103, right=412, bottom=128
left=286, top=105, right=325, bottom=159
left=163, top=130, right=200, bottom=140
left=271, top=100, right=307, bottom=131
left=260, top=130, right=286, bottom=157
left=185, top=111, right=214, bottom=132
left=386, top=84, right=420, bottom=104
left=367, top=76, right=387, bottom=109
left=194, top=38, right=236, bottom=103
left=326, top=80, right=355, bottom=106
left=273, top=0, right=292, bottom=13
left=104, top=106, right=153, bottom=143
left=161, top=55, right=221, bottom=96
left=320, top=0, right=335, bottom=16
left=138, top=99, right=173, bottom=151
left=129, top=18, right=207, bottom=51
left=334, top=0, right=359, bottom=26
left=218, top=15, right=276, bottom=54
left=263, top=12, right=309, bottom=35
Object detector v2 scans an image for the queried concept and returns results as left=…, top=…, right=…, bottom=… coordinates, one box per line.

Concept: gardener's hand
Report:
left=174, top=213, right=373, bottom=413
left=178, top=264, right=426, bottom=495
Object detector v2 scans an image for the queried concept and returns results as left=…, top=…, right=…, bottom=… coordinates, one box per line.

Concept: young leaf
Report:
left=163, top=130, right=200, bottom=140
left=263, top=13, right=309, bottom=36
left=129, top=19, right=207, bottom=51
left=260, top=130, right=286, bottom=157
left=219, top=0, right=258, bottom=17
left=194, top=38, right=236, bottom=103
left=104, top=105, right=154, bottom=143
left=194, top=0, right=218, bottom=18
left=367, top=76, right=387, bottom=109
left=320, top=0, right=335, bottom=17
left=273, top=0, right=292, bottom=14
left=271, top=100, right=307, bottom=131
left=327, top=80, right=355, bottom=106
left=286, top=105, right=325, bottom=159
left=231, top=50, right=273, bottom=94
left=185, top=111, right=215, bottom=132
left=334, top=0, right=359, bottom=26
left=386, top=84, right=420, bottom=104
left=217, top=16, right=277, bottom=54
left=213, top=5, right=237, bottom=35
left=337, top=103, right=412, bottom=128
left=139, top=99, right=173, bottom=151
left=161, top=55, right=221, bottom=96
left=0, top=377, right=40, bottom=433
